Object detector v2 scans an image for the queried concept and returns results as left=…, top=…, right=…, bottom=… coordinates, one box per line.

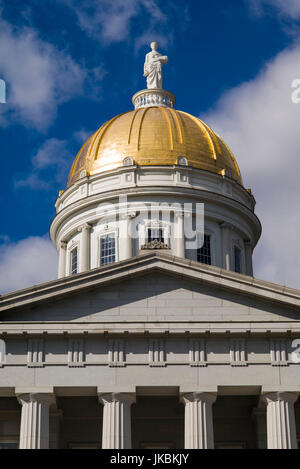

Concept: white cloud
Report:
left=0, top=236, right=57, bottom=294
left=62, top=0, right=177, bottom=49
left=73, top=128, right=96, bottom=144
left=0, top=16, right=99, bottom=130
left=15, top=138, right=73, bottom=189
left=201, top=44, right=300, bottom=289
left=249, top=0, right=300, bottom=20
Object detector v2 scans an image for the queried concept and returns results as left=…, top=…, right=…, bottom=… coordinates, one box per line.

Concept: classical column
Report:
left=220, top=222, right=231, bottom=270
left=78, top=223, right=91, bottom=272
left=17, top=392, right=55, bottom=449
left=120, top=213, right=136, bottom=261
left=99, top=392, right=135, bottom=449
left=124, top=216, right=133, bottom=260
left=181, top=392, right=216, bottom=449
left=175, top=211, right=185, bottom=258
left=263, top=392, right=298, bottom=449
left=58, top=241, right=67, bottom=278
left=244, top=240, right=253, bottom=276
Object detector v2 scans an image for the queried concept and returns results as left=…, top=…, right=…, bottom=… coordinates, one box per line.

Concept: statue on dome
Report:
left=143, top=42, right=168, bottom=90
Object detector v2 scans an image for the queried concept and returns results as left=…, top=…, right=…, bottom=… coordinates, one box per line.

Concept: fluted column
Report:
left=181, top=392, right=216, bottom=449
left=175, top=212, right=185, bottom=258
left=58, top=241, right=67, bottom=278
left=17, top=392, right=55, bottom=449
left=99, top=392, right=136, bottom=449
left=78, top=223, right=91, bottom=272
left=220, top=222, right=231, bottom=270
left=123, top=216, right=133, bottom=261
left=263, top=392, right=298, bottom=449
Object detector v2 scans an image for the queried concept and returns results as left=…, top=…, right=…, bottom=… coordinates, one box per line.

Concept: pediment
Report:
left=0, top=253, right=300, bottom=323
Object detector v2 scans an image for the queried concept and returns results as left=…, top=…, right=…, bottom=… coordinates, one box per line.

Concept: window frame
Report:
left=147, top=227, right=165, bottom=244
left=197, top=233, right=212, bottom=265
left=70, top=245, right=79, bottom=275
left=140, top=221, right=170, bottom=249
left=68, top=442, right=101, bottom=449
left=215, top=441, right=247, bottom=449
left=0, top=437, right=19, bottom=449
left=233, top=244, right=242, bottom=274
left=98, top=231, right=118, bottom=267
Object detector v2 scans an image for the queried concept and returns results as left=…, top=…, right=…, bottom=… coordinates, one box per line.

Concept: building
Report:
left=1, top=47, right=300, bottom=450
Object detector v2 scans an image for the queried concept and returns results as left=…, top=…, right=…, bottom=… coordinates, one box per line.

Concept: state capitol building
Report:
left=0, top=44, right=300, bottom=450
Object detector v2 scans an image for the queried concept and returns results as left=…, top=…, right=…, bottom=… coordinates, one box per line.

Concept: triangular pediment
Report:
left=1, top=252, right=300, bottom=323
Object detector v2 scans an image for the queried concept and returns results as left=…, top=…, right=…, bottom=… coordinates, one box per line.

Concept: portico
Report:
left=1, top=252, right=300, bottom=449
left=1, top=386, right=299, bottom=449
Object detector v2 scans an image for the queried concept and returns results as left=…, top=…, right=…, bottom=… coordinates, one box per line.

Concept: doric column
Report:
left=263, top=392, right=298, bottom=449
left=220, top=222, right=231, bottom=270
left=175, top=211, right=185, bottom=258
left=123, top=216, right=133, bottom=260
left=58, top=241, right=67, bottom=278
left=78, top=223, right=91, bottom=272
left=120, top=212, right=136, bottom=261
left=181, top=392, right=216, bottom=449
left=17, top=392, right=55, bottom=449
left=244, top=240, right=253, bottom=276
left=99, top=392, right=135, bottom=449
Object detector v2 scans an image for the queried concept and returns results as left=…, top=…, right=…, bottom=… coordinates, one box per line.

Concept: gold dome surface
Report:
left=67, top=107, right=242, bottom=187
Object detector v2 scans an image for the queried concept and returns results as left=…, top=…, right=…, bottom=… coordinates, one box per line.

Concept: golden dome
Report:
left=67, top=106, right=242, bottom=188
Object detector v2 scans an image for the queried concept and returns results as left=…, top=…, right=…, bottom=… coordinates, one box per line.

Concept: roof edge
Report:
left=0, top=252, right=299, bottom=314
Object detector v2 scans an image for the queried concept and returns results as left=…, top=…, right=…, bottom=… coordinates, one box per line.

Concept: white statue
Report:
left=143, top=42, right=168, bottom=90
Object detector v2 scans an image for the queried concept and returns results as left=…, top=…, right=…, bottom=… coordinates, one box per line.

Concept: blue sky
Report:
left=1, top=0, right=300, bottom=292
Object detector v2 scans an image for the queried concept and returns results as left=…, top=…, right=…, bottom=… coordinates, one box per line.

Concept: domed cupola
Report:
left=50, top=42, right=261, bottom=279
left=68, top=106, right=242, bottom=187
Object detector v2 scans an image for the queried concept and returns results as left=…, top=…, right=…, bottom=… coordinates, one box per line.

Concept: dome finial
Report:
left=143, top=41, right=168, bottom=90
left=132, top=42, right=174, bottom=110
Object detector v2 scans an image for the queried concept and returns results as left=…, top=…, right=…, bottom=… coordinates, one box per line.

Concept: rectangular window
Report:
left=0, top=439, right=18, bottom=449
left=234, top=246, right=241, bottom=273
left=147, top=228, right=164, bottom=243
left=197, top=234, right=211, bottom=265
left=100, top=234, right=116, bottom=266
left=71, top=247, right=78, bottom=275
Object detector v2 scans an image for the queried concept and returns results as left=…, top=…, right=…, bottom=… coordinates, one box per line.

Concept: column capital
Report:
left=262, top=391, right=299, bottom=405
left=98, top=392, right=136, bottom=406
left=121, top=211, right=137, bottom=220
left=78, top=223, right=92, bottom=233
left=181, top=391, right=217, bottom=406
left=59, top=240, right=67, bottom=249
left=219, top=221, right=232, bottom=230
left=174, top=210, right=184, bottom=220
left=16, top=392, right=56, bottom=407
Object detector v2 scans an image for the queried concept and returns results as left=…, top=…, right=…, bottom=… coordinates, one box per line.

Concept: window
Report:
left=216, top=442, right=246, bottom=449
left=71, top=248, right=78, bottom=275
left=100, top=234, right=116, bottom=266
left=234, top=246, right=241, bottom=273
left=147, top=228, right=164, bottom=243
left=69, top=443, right=100, bottom=449
left=123, top=156, right=134, bottom=166
left=0, top=439, right=18, bottom=449
left=140, top=442, right=175, bottom=449
left=177, top=156, right=188, bottom=166
left=197, top=234, right=211, bottom=265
